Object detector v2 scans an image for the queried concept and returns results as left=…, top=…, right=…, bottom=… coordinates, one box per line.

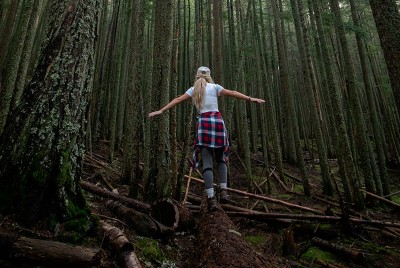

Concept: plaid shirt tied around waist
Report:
left=192, top=111, right=229, bottom=168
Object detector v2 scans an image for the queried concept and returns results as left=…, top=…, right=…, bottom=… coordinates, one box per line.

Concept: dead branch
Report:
left=361, top=189, right=400, bottom=210
left=184, top=175, right=324, bottom=215
left=271, top=170, right=289, bottom=191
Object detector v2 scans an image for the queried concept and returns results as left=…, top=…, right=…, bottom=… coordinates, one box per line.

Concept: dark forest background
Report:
left=0, top=0, right=400, bottom=267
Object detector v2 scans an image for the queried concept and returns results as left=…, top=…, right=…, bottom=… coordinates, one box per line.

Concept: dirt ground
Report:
left=1, top=141, right=400, bottom=267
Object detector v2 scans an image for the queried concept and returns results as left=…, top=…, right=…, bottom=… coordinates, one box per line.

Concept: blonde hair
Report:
left=192, top=73, right=214, bottom=111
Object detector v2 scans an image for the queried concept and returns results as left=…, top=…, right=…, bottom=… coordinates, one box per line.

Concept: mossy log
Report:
left=0, top=232, right=103, bottom=267
left=99, top=221, right=142, bottom=268
left=197, top=199, right=268, bottom=267
left=311, top=237, right=365, bottom=264
left=80, top=180, right=150, bottom=213
left=106, top=200, right=177, bottom=237
left=105, top=200, right=160, bottom=236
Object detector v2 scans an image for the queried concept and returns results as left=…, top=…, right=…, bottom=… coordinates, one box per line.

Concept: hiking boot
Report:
left=208, top=196, right=217, bottom=211
left=220, top=188, right=228, bottom=204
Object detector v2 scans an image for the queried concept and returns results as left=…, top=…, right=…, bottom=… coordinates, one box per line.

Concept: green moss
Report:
left=58, top=151, right=73, bottom=187
left=392, top=195, right=400, bottom=205
left=292, top=184, right=304, bottom=194
left=55, top=199, right=95, bottom=243
left=245, top=235, right=267, bottom=246
left=302, top=246, right=336, bottom=262
left=136, top=237, right=172, bottom=266
left=319, top=224, right=333, bottom=231
left=30, top=151, right=50, bottom=186
left=277, top=194, right=291, bottom=199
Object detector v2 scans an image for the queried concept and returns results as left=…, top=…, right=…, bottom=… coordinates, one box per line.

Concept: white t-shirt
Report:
left=185, top=83, right=224, bottom=114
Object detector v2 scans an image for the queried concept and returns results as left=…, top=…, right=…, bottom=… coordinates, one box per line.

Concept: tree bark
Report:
left=99, top=221, right=142, bottom=268
left=145, top=0, right=174, bottom=201
left=0, top=232, right=103, bottom=267
left=0, top=0, right=100, bottom=226
left=369, top=0, right=400, bottom=114
left=197, top=201, right=268, bottom=267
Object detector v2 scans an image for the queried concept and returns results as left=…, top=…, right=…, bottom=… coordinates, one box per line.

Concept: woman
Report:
left=149, top=66, right=265, bottom=211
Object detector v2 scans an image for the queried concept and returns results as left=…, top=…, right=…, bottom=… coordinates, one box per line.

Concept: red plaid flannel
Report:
left=192, top=111, right=229, bottom=167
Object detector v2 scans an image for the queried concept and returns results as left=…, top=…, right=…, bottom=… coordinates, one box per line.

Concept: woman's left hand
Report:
left=148, top=110, right=163, bottom=117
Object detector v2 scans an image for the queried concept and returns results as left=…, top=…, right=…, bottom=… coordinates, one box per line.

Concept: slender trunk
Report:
left=369, top=0, right=400, bottom=114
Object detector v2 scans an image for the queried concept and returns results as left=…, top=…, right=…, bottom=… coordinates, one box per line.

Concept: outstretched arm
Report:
left=220, top=89, right=265, bottom=104
left=148, top=93, right=191, bottom=117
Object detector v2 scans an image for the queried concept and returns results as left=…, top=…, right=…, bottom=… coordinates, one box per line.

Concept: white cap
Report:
left=197, top=66, right=211, bottom=75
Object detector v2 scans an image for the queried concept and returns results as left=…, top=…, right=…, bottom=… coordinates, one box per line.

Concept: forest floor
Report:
left=1, top=141, right=400, bottom=267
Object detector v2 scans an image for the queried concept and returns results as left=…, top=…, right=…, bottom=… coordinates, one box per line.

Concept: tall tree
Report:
left=145, top=0, right=174, bottom=201
left=124, top=0, right=146, bottom=198
left=271, top=0, right=309, bottom=194
left=349, top=0, right=387, bottom=197
left=0, top=0, right=35, bottom=135
left=312, top=0, right=354, bottom=203
left=0, top=0, right=20, bottom=72
left=0, top=0, right=100, bottom=225
left=330, top=0, right=374, bottom=207
left=294, top=0, right=332, bottom=196
left=369, top=0, right=400, bottom=114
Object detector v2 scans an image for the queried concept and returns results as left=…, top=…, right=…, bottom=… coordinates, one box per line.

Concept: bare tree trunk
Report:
left=369, top=0, right=400, bottom=114
left=145, top=0, right=174, bottom=201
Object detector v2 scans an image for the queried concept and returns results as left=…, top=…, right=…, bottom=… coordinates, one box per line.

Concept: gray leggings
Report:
left=201, top=147, right=227, bottom=189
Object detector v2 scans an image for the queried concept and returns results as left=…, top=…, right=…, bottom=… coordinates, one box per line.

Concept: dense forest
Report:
left=0, top=0, right=400, bottom=267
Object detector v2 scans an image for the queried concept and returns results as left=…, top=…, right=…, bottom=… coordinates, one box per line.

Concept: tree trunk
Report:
left=197, top=201, right=268, bottom=267
left=124, top=0, right=145, bottom=198
left=0, top=0, right=20, bottom=72
left=369, top=0, right=400, bottom=114
left=145, top=0, right=174, bottom=201
left=0, top=0, right=100, bottom=226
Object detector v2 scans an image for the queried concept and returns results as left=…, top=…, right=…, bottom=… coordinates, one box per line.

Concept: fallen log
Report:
left=150, top=198, right=194, bottom=231
left=311, top=237, right=364, bottom=264
left=0, top=232, right=104, bottom=267
left=197, top=200, right=269, bottom=267
left=361, top=189, right=400, bottom=210
left=99, top=221, right=142, bottom=268
left=105, top=200, right=168, bottom=237
left=184, top=175, right=323, bottom=215
left=80, top=180, right=150, bottom=213
left=226, top=211, right=400, bottom=228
